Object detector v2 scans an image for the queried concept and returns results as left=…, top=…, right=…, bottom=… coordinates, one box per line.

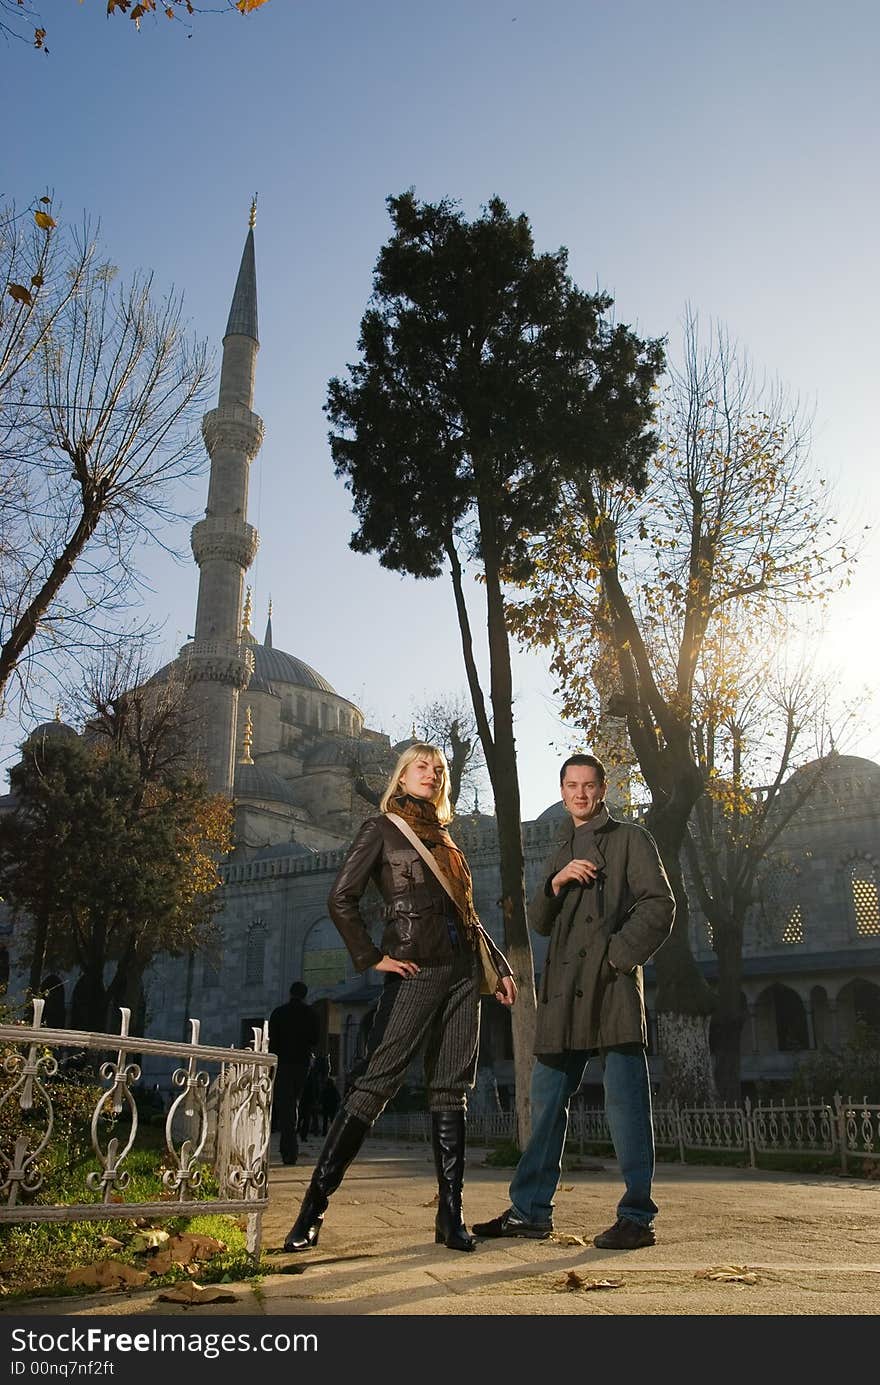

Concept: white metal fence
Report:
left=0, top=1001, right=276, bottom=1259
left=373, top=1095, right=880, bottom=1173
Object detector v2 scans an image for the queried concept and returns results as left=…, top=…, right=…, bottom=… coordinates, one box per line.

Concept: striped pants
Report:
left=344, top=949, right=480, bottom=1125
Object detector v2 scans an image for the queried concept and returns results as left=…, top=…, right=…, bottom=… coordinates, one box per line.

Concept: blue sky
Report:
left=2, top=0, right=878, bottom=818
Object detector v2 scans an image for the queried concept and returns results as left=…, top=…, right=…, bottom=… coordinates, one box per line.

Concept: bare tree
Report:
left=684, top=622, right=848, bottom=1098
left=0, top=197, right=211, bottom=725
left=509, top=311, right=853, bottom=1102
left=413, top=692, right=488, bottom=809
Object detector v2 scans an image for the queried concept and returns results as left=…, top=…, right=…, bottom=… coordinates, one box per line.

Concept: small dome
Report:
left=234, top=763, right=300, bottom=807
left=23, top=719, right=78, bottom=745
left=535, top=799, right=567, bottom=823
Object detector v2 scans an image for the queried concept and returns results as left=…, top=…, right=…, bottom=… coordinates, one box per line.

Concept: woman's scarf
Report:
left=388, top=795, right=478, bottom=944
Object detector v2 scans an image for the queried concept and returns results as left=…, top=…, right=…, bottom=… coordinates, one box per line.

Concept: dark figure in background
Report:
left=320, top=1070, right=341, bottom=1135
left=298, top=1052, right=330, bottom=1142
left=268, top=981, right=320, bottom=1166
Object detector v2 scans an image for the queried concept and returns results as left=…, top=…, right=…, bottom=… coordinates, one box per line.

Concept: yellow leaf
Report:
left=236, top=0, right=271, bottom=11
left=8, top=284, right=34, bottom=307
left=34, top=211, right=56, bottom=231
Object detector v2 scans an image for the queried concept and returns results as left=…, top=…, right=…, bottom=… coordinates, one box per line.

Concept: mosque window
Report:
left=850, top=860, right=880, bottom=937
left=781, top=905, right=804, bottom=945
left=757, top=857, right=803, bottom=947
left=245, top=918, right=267, bottom=985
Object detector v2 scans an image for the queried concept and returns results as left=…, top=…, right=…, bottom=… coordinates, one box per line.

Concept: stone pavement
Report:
left=4, top=1139, right=880, bottom=1316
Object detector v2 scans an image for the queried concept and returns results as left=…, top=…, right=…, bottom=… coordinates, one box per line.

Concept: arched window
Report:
left=302, top=916, right=347, bottom=989
left=849, top=859, right=880, bottom=937
left=245, top=918, right=267, bottom=986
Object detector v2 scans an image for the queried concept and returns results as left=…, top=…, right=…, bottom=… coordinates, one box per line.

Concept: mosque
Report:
left=2, top=216, right=878, bottom=1103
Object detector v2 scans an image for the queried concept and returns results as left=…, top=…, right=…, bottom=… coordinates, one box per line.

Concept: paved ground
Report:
left=4, top=1139, right=880, bottom=1316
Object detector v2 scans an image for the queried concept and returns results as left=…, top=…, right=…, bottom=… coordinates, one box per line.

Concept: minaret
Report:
left=181, top=201, right=263, bottom=794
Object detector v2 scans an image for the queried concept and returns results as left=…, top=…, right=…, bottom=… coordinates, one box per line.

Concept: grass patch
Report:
left=0, top=1149, right=260, bottom=1302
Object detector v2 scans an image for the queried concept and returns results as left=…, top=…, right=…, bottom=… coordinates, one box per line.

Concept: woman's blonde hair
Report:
left=379, top=742, right=453, bottom=824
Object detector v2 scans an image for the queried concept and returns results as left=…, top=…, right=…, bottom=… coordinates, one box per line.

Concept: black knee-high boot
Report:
left=283, top=1109, right=370, bottom=1251
left=432, top=1109, right=475, bottom=1252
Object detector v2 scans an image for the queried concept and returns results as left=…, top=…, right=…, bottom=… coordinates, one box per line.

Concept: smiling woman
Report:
left=281, top=740, right=515, bottom=1256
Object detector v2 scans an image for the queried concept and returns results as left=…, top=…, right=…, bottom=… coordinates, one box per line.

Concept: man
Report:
left=474, top=754, right=674, bottom=1249
left=268, top=981, right=320, bottom=1166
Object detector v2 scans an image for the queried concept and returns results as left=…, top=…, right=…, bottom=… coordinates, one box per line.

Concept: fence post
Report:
left=834, top=1092, right=848, bottom=1175
left=745, top=1097, right=756, bottom=1169
left=675, top=1101, right=685, bottom=1164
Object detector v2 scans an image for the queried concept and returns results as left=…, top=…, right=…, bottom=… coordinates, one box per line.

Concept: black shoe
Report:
left=471, top=1207, right=552, bottom=1240
left=282, top=1109, right=369, bottom=1252
left=593, top=1217, right=656, bottom=1249
left=431, top=1111, right=475, bottom=1252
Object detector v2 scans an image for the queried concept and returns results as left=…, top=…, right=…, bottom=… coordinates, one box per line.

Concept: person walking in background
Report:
left=283, top=742, right=516, bottom=1254
left=320, top=1069, right=341, bottom=1135
left=474, top=753, right=674, bottom=1250
left=268, top=980, right=320, bottom=1166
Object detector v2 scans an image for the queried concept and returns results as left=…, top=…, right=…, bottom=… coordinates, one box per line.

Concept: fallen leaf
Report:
left=551, top=1233, right=587, bottom=1247
left=561, top=1185, right=575, bottom=1192
left=130, top=1229, right=170, bottom=1253
left=421, top=1194, right=440, bottom=1207
left=695, top=1265, right=760, bottom=1284
left=165, top=1233, right=226, bottom=1264
left=97, top=1236, right=124, bottom=1251
left=157, top=1281, right=237, bottom=1304
left=143, top=1249, right=174, bottom=1275
left=65, top=1261, right=148, bottom=1290
left=557, top=1270, right=622, bottom=1292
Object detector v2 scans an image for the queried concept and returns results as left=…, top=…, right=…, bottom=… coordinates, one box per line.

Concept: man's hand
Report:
left=494, top=975, right=517, bottom=1007
left=373, top=955, right=420, bottom=977
left=551, top=859, right=600, bottom=895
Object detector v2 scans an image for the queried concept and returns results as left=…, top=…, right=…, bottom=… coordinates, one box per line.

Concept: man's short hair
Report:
left=560, top=753, right=606, bottom=786
left=289, top=981, right=308, bottom=1001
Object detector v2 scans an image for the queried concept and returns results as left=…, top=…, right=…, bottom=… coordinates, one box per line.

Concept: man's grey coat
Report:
left=529, top=810, right=675, bottom=1054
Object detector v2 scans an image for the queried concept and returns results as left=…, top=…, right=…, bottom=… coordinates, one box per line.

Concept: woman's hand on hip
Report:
left=373, top=955, right=420, bottom=978
left=495, top=976, right=517, bottom=1007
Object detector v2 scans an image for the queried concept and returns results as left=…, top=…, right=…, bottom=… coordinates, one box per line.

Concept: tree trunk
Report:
left=70, top=966, right=109, bottom=1035
left=712, top=920, right=746, bottom=1103
left=447, top=531, right=536, bottom=1146
left=645, top=809, right=716, bottom=1105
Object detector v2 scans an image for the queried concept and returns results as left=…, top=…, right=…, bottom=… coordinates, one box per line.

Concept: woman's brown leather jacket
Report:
left=327, top=814, right=511, bottom=977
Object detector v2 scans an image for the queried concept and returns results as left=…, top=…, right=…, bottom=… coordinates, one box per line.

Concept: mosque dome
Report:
left=781, top=754, right=880, bottom=796
left=249, top=645, right=337, bottom=695
left=23, top=718, right=78, bottom=746
left=233, top=763, right=301, bottom=807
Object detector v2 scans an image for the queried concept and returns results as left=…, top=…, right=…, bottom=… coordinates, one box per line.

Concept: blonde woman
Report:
left=283, top=742, right=516, bottom=1254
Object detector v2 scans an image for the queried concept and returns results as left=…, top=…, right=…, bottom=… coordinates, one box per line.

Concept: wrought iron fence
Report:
left=373, top=1094, right=880, bottom=1174
left=0, top=1001, right=276, bottom=1260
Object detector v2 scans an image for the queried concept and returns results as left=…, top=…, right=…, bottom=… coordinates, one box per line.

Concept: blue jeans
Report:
left=509, top=1046, right=658, bottom=1227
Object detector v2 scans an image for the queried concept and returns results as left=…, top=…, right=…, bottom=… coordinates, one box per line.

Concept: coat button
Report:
left=575, top=988, right=583, bottom=998
left=579, top=948, right=587, bottom=958
left=585, top=915, right=593, bottom=922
